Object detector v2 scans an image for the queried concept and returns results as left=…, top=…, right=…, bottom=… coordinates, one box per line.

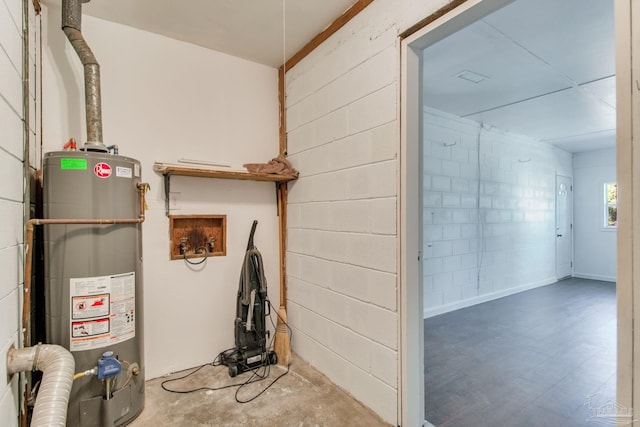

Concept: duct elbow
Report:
left=7, top=344, right=75, bottom=427
left=62, top=27, right=99, bottom=66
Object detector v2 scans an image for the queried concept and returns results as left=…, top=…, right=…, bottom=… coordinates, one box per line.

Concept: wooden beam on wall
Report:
left=275, top=0, right=373, bottom=325
left=278, top=65, right=286, bottom=155
left=400, top=0, right=469, bottom=39
left=278, top=0, right=374, bottom=155
left=283, top=0, right=374, bottom=72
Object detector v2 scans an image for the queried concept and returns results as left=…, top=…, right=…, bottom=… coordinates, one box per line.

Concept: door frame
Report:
left=399, top=0, right=634, bottom=424
left=614, top=0, right=635, bottom=419
left=399, top=2, right=513, bottom=425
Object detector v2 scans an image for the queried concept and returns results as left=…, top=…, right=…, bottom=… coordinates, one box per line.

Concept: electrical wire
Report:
left=160, top=296, right=293, bottom=404
left=267, top=298, right=293, bottom=361
left=233, top=357, right=290, bottom=404
left=229, top=298, right=294, bottom=403
left=232, top=298, right=292, bottom=403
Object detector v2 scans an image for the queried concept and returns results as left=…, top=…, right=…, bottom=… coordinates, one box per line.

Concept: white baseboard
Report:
left=423, top=277, right=557, bottom=319
left=424, top=420, right=436, bottom=427
left=573, top=272, right=616, bottom=283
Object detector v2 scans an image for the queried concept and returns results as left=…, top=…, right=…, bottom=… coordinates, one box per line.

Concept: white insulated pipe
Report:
left=7, top=344, right=75, bottom=427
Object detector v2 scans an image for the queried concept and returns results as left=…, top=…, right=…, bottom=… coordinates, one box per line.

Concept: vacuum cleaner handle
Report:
left=247, top=220, right=258, bottom=250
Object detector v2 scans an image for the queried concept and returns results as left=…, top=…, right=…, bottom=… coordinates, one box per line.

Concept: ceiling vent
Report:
left=455, top=70, right=489, bottom=84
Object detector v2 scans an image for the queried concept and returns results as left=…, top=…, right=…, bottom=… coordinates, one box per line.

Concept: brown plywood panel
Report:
left=169, top=215, right=226, bottom=260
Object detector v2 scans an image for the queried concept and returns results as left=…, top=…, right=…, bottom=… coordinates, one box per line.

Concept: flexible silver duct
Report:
left=7, top=345, right=75, bottom=427
left=62, top=0, right=106, bottom=152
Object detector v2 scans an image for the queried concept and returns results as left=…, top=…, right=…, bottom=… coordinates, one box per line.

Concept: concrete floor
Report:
left=129, top=354, right=391, bottom=426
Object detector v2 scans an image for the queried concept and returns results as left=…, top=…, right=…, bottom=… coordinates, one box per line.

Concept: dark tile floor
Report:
left=425, top=278, right=617, bottom=427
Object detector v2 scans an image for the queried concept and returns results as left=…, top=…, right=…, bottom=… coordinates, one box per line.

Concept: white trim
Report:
left=399, top=35, right=424, bottom=427
left=423, top=278, right=557, bottom=319
left=573, top=273, right=617, bottom=283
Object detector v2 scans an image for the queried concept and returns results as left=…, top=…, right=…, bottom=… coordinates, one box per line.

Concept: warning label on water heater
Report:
left=69, top=272, right=135, bottom=352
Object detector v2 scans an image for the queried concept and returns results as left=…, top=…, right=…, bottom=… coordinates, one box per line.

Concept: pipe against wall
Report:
left=62, top=0, right=105, bottom=150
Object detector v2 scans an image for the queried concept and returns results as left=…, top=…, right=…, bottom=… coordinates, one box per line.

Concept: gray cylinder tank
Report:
left=43, top=151, right=144, bottom=426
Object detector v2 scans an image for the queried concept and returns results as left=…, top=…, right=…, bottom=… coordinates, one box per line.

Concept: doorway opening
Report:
left=400, top=0, right=621, bottom=425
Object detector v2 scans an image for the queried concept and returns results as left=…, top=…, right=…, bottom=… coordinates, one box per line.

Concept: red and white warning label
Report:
left=72, top=294, right=110, bottom=319
left=69, top=272, right=135, bottom=351
left=72, top=318, right=109, bottom=338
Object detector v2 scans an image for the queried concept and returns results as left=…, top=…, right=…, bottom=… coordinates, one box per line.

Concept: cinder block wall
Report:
left=0, top=0, right=40, bottom=425
left=283, top=0, right=455, bottom=423
left=285, top=48, right=399, bottom=422
left=423, top=108, right=572, bottom=317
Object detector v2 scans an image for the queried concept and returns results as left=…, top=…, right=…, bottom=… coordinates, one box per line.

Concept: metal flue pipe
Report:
left=62, top=0, right=106, bottom=152
left=7, top=345, right=75, bottom=427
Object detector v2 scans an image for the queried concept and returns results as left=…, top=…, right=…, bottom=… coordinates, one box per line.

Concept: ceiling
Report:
left=60, top=0, right=615, bottom=153
left=77, top=0, right=360, bottom=68
left=422, top=0, right=616, bottom=153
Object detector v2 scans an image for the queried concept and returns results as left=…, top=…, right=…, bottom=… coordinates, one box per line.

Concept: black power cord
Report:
left=160, top=297, right=293, bottom=404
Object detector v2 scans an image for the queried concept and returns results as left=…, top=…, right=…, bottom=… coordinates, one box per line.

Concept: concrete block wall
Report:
left=284, top=0, right=452, bottom=423
left=423, top=108, right=572, bottom=317
left=1, top=0, right=40, bottom=425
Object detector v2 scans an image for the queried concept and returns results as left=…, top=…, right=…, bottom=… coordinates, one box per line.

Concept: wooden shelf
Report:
left=154, top=163, right=297, bottom=216
left=153, top=164, right=298, bottom=183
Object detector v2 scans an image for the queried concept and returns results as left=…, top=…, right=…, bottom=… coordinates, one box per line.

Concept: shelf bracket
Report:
left=163, top=172, right=172, bottom=217
left=276, top=183, right=281, bottom=216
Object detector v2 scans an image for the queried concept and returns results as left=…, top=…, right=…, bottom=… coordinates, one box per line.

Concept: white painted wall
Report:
left=573, top=148, right=617, bottom=282
left=1, top=0, right=40, bottom=425
left=422, top=108, right=572, bottom=317
left=283, top=0, right=454, bottom=423
left=40, top=5, right=280, bottom=379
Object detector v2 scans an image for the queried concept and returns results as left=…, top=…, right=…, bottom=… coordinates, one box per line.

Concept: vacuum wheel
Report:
left=229, top=365, right=238, bottom=378
left=269, top=351, right=278, bottom=365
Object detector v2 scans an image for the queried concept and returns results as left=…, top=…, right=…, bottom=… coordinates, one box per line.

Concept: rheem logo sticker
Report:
left=94, top=162, right=112, bottom=178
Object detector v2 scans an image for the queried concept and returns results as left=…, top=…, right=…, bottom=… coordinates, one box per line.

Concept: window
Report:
left=604, top=182, right=617, bottom=228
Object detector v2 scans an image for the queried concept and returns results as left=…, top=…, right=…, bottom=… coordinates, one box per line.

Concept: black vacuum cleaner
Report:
left=223, top=220, right=277, bottom=377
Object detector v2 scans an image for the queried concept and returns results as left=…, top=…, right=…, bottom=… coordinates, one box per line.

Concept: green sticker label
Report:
left=60, top=158, right=87, bottom=170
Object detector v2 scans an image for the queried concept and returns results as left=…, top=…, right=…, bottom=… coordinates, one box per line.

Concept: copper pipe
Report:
left=22, top=183, right=147, bottom=348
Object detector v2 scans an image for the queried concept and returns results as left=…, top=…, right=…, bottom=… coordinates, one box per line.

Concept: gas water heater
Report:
left=43, top=150, right=145, bottom=426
